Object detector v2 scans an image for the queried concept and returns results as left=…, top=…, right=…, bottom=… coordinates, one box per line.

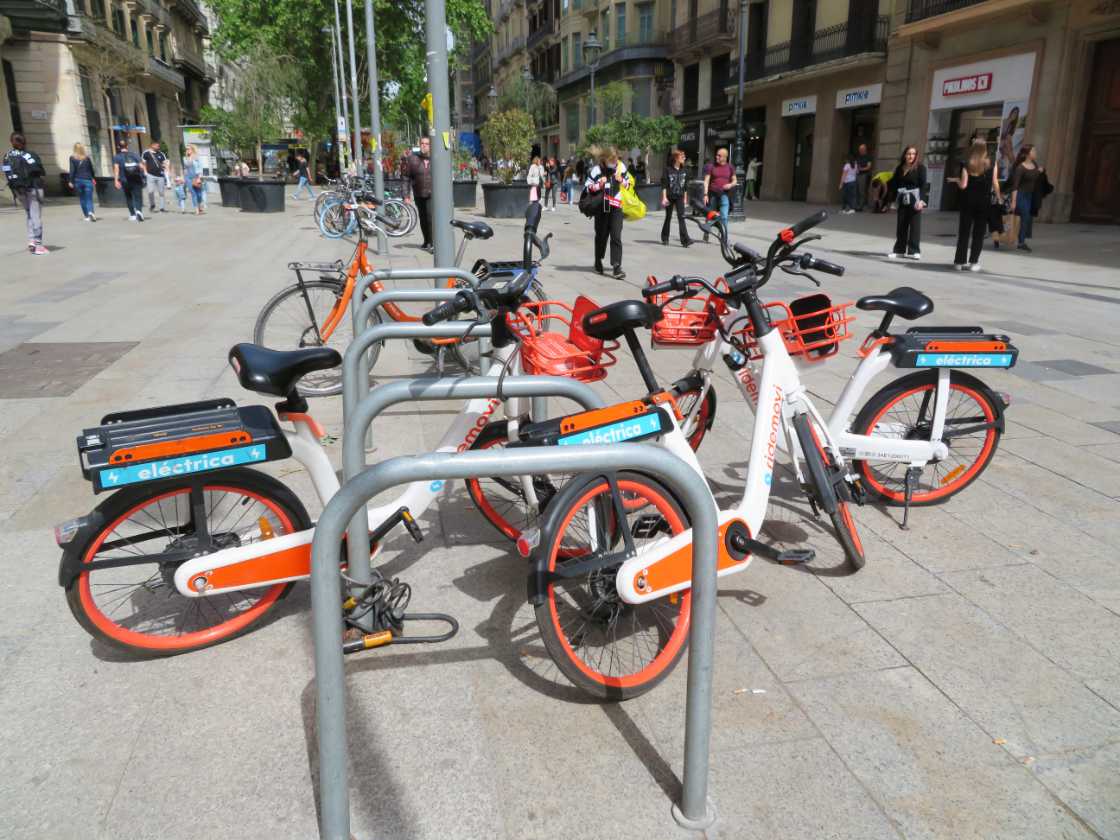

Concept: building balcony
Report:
left=169, top=0, right=207, bottom=32
left=495, top=35, right=526, bottom=65
left=905, top=0, right=988, bottom=23
left=0, top=0, right=67, bottom=32
left=147, top=55, right=185, bottom=89
left=731, top=15, right=888, bottom=84
left=526, top=16, right=554, bottom=50
left=669, top=7, right=736, bottom=59
left=496, top=0, right=515, bottom=22
left=555, top=30, right=669, bottom=89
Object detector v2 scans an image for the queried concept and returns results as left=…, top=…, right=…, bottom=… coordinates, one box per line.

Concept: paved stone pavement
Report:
left=1, top=192, right=1118, bottom=840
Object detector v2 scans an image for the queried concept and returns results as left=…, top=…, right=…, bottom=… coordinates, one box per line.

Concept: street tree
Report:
left=71, top=26, right=146, bottom=169
left=479, top=108, right=534, bottom=183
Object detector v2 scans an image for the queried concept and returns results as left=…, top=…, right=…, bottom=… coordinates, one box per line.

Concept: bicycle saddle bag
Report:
left=76, top=398, right=291, bottom=493
left=890, top=328, right=1019, bottom=369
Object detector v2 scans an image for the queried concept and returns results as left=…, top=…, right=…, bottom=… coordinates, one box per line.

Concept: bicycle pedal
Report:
left=776, top=549, right=815, bottom=565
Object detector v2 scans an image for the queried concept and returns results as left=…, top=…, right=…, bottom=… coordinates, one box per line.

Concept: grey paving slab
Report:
left=1090, top=421, right=1120, bottom=437
left=811, top=523, right=950, bottom=604
left=23, top=270, right=123, bottom=304
left=1029, top=742, right=1120, bottom=840
left=1001, top=435, right=1120, bottom=498
left=1012, top=359, right=1079, bottom=383
left=942, top=564, right=1120, bottom=683
left=788, top=667, right=1098, bottom=840
left=1006, top=402, right=1120, bottom=445
left=856, top=593, right=1120, bottom=758
left=0, top=341, right=139, bottom=398
left=990, top=320, right=1062, bottom=336
left=1033, top=359, right=1116, bottom=377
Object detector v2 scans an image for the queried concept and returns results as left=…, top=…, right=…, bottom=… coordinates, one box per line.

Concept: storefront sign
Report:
left=941, top=72, right=992, bottom=97
left=782, top=96, right=817, bottom=117
left=929, top=52, right=1035, bottom=110
left=835, top=84, right=882, bottom=109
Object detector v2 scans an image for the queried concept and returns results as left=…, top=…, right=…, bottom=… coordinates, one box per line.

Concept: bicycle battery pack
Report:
left=891, top=327, right=1019, bottom=370
left=513, top=400, right=672, bottom=447
left=76, top=398, right=291, bottom=493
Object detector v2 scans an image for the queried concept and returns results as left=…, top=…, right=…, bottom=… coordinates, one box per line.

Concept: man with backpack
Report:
left=3, top=133, right=48, bottom=255
left=142, top=140, right=168, bottom=213
left=113, top=139, right=146, bottom=221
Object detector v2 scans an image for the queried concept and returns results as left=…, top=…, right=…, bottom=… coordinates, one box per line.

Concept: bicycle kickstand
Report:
left=900, top=466, right=922, bottom=530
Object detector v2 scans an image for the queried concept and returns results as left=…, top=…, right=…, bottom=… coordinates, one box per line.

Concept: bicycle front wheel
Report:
left=253, top=279, right=353, bottom=396
left=851, top=370, right=1002, bottom=506
left=794, top=413, right=866, bottom=572
left=534, top=471, right=691, bottom=700
left=64, top=468, right=310, bottom=656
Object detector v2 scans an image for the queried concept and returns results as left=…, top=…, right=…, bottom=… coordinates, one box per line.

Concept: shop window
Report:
left=3, top=60, right=21, bottom=134
left=632, top=78, right=651, bottom=117
left=683, top=62, right=699, bottom=113
left=710, top=53, right=729, bottom=107
left=638, top=4, right=653, bottom=44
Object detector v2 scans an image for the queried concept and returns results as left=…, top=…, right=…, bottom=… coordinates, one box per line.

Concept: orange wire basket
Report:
left=734, top=293, right=856, bottom=363
left=645, top=276, right=730, bottom=347
left=507, top=296, right=618, bottom=382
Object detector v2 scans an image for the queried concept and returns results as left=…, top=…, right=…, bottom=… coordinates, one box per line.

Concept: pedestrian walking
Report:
left=702, top=147, right=737, bottom=240
left=113, top=139, right=146, bottom=221
left=585, top=145, right=631, bottom=279
left=182, top=145, right=205, bottom=215
left=68, top=142, right=97, bottom=222
left=660, top=148, right=692, bottom=247
left=141, top=140, right=168, bottom=212
left=404, top=136, right=434, bottom=252
left=1009, top=144, right=1043, bottom=253
left=839, top=155, right=859, bottom=214
left=886, top=145, right=928, bottom=260
left=855, top=143, right=873, bottom=211
left=952, top=139, right=1000, bottom=271
left=745, top=156, right=760, bottom=200
left=291, top=153, right=315, bottom=200
left=3, top=132, right=48, bottom=254
left=543, top=157, right=560, bottom=210
left=527, top=155, right=545, bottom=204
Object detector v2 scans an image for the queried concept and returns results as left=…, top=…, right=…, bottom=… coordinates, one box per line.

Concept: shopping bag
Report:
left=618, top=182, right=646, bottom=221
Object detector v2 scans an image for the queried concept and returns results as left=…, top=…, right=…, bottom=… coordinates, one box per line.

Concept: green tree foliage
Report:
left=578, top=113, right=682, bottom=176
left=497, top=76, right=558, bottom=130
left=207, top=0, right=491, bottom=152
left=479, top=109, right=534, bottom=183
left=594, top=80, right=631, bottom=122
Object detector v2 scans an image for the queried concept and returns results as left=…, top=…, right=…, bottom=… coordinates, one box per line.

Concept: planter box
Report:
left=482, top=182, right=530, bottom=218
left=94, top=176, right=127, bottom=207
left=453, top=180, right=478, bottom=209
left=218, top=176, right=241, bottom=208
left=636, top=183, right=663, bottom=209
left=238, top=179, right=286, bottom=213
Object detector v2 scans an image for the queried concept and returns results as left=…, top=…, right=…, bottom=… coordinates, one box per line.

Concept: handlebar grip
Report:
left=810, top=257, right=845, bottom=276
left=778, top=210, right=829, bottom=243
left=421, top=293, right=472, bottom=326
left=643, top=280, right=676, bottom=298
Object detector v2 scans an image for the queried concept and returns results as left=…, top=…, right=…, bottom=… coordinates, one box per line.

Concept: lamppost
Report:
left=583, top=32, right=603, bottom=127
left=322, top=26, right=344, bottom=174
left=521, top=64, right=532, bottom=115
left=729, top=0, right=751, bottom=221
left=487, top=84, right=498, bottom=116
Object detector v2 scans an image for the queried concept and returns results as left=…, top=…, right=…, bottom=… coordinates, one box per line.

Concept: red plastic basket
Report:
left=734, top=293, right=855, bottom=363
left=645, top=275, right=729, bottom=347
left=508, top=296, right=618, bottom=382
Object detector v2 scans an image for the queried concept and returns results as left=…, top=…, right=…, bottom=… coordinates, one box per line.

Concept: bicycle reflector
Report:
left=516, top=529, right=541, bottom=558
left=779, top=228, right=795, bottom=244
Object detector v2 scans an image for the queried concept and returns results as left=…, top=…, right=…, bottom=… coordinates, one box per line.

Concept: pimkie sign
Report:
left=942, top=72, right=993, bottom=97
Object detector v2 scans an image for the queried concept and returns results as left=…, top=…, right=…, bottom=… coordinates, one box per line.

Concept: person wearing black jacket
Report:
left=4, top=132, right=48, bottom=254
left=584, top=146, right=631, bottom=279
left=404, top=136, right=434, bottom=252
left=887, top=145, right=929, bottom=260
left=660, top=148, right=692, bottom=247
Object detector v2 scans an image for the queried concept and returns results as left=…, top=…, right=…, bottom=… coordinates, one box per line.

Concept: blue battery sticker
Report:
left=915, top=353, right=1013, bottom=368
left=96, top=445, right=268, bottom=489
left=557, top=411, right=663, bottom=446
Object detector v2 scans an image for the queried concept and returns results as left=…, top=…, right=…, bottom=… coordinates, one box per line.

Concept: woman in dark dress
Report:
left=886, top=145, right=928, bottom=260
left=953, top=139, right=1000, bottom=271
left=1009, top=144, right=1043, bottom=252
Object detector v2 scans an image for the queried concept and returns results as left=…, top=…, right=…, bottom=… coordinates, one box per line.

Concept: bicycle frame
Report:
left=172, top=353, right=528, bottom=599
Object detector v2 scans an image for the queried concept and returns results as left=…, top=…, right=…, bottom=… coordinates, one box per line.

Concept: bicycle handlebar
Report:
left=420, top=270, right=534, bottom=325
left=422, top=294, right=475, bottom=326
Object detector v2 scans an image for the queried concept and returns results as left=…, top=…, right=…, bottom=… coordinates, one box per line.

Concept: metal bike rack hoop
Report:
left=349, top=286, right=466, bottom=348
left=350, top=265, right=482, bottom=332
left=341, top=374, right=605, bottom=578
left=310, top=444, right=720, bottom=839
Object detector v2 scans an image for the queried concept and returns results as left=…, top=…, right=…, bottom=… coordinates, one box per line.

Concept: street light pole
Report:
left=424, top=0, right=455, bottom=267
left=332, top=0, right=350, bottom=169
left=323, top=26, right=344, bottom=175
left=583, top=32, right=602, bottom=128
left=363, top=0, right=384, bottom=200
left=729, top=0, right=749, bottom=221
left=344, top=0, right=364, bottom=171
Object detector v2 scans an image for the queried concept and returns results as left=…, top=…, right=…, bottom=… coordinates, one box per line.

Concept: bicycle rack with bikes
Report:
left=340, top=374, right=607, bottom=600
left=310, top=443, right=721, bottom=840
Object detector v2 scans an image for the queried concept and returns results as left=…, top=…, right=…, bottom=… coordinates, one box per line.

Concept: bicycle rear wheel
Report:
left=64, top=468, right=310, bottom=656
left=253, top=279, right=353, bottom=396
left=378, top=198, right=414, bottom=237
left=534, top=471, right=692, bottom=700
left=793, top=412, right=865, bottom=572
left=851, top=370, right=1002, bottom=506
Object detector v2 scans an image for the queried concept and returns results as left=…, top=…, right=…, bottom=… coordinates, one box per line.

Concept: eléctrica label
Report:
left=557, top=412, right=663, bottom=446
left=96, top=445, right=267, bottom=489
left=915, top=353, right=1014, bottom=368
